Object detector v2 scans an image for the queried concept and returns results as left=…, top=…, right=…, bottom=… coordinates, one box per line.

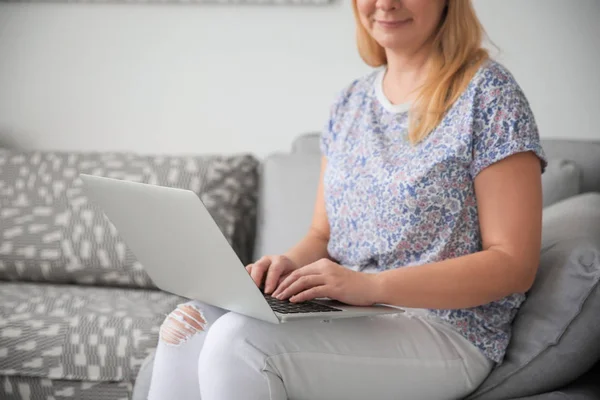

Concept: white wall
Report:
left=0, top=0, right=598, bottom=157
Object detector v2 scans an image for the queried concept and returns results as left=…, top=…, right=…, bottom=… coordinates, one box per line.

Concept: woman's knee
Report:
left=201, top=312, right=252, bottom=351
left=198, top=313, right=258, bottom=371
left=159, top=302, right=208, bottom=346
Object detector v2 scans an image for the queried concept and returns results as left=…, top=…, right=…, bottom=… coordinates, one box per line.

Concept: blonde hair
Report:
left=352, top=0, right=489, bottom=143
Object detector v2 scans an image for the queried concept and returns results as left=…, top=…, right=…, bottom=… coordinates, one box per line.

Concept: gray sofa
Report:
left=1, top=133, right=599, bottom=400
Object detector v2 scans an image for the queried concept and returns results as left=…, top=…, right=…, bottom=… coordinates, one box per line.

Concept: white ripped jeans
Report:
left=147, top=301, right=494, bottom=400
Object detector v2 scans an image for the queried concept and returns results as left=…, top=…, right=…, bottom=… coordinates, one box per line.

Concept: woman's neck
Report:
left=382, top=44, right=433, bottom=105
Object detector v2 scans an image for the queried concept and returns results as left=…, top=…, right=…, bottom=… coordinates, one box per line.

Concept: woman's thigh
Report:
left=201, top=311, right=493, bottom=400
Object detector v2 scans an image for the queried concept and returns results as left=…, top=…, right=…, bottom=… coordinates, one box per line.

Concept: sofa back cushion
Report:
left=0, top=150, right=259, bottom=288
left=253, top=152, right=321, bottom=259
left=541, top=139, right=600, bottom=193
left=254, top=134, right=599, bottom=261
left=541, top=159, right=581, bottom=207
left=292, top=134, right=600, bottom=189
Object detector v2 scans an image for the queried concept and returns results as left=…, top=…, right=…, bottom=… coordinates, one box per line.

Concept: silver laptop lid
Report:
left=79, top=174, right=279, bottom=324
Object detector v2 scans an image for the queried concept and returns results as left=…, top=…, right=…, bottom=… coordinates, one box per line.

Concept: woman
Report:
left=148, top=0, right=547, bottom=399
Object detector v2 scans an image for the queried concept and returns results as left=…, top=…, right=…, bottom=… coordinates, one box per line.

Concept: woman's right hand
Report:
left=246, top=255, right=300, bottom=295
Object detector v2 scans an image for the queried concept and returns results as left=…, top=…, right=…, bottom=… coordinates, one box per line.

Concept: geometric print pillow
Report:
left=0, top=150, right=259, bottom=289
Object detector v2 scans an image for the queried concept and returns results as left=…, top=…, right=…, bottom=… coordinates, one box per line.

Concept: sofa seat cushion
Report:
left=0, top=282, right=182, bottom=385
left=2, top=376, right=132, bottom=400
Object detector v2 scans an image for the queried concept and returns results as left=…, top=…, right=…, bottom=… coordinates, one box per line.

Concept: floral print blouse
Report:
left=321, top=60, right=547, bottom=363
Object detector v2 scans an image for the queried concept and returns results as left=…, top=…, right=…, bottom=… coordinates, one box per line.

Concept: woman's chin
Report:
left=372, top=36, right=413, bottom=54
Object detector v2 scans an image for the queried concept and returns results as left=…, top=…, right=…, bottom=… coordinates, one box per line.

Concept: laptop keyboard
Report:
left=263, top=293, right=343, bottom=314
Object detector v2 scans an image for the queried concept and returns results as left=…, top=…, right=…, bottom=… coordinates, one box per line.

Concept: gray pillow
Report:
left=541, top=159, right=581, bottom=208
left=468, top=193, right=600, bottom=400
left=0, top=150, right=259, bottom=288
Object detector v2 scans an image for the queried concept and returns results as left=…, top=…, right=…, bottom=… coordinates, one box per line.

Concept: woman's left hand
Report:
left=271, top=258, right=380, bottom=306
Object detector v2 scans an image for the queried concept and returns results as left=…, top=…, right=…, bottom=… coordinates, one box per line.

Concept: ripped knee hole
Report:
left=159, top=304, right=207, bottom=345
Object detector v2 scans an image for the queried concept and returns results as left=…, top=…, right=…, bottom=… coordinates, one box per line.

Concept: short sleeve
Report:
left=470, top=80, right=548, bottom=179
left=320, top=81, right=357, bottom=158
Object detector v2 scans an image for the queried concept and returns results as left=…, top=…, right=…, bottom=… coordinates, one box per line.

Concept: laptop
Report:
left=79, top=174, right=403, bottom=324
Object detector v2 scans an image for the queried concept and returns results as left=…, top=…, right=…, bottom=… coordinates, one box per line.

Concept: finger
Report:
left=253, top=256, right=271, bottom=270
left=245, top=264, right=253, bottom=274
left=268, top=272, right=291, bottom=297
left=277, top=275, right=326, bottom=300
left=277, top=272, right=292, bottom=286
left=290, top=285, right=328, bottom=303
left=264, top=258, right=286, bottom=294
left=250, top=257, right=271, bottom=288
left=271, top=270, right=297, bottom=298
left=272, top=261, right=324, bottom=297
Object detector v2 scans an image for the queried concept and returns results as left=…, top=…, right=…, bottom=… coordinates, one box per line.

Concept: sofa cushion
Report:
left=540, top=140, right=600, bottom=193
left=131, top=350, right=155, bottom=400
left=541, top=159, right=581, bottom=208
left=0, top=150, right=259, bottom=288
left=253, top=152, right=322, bottom=259
left=0, top=282, right=182, bottom=394
left=512, top=362, right=600, bottom=400
left=290, top=134, right=600, bottom=193
left=1, top=376, right=132, bottom=400
left=291, top=133, right=321, bottom=154
left=468, top=193, right=600, bottom=400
